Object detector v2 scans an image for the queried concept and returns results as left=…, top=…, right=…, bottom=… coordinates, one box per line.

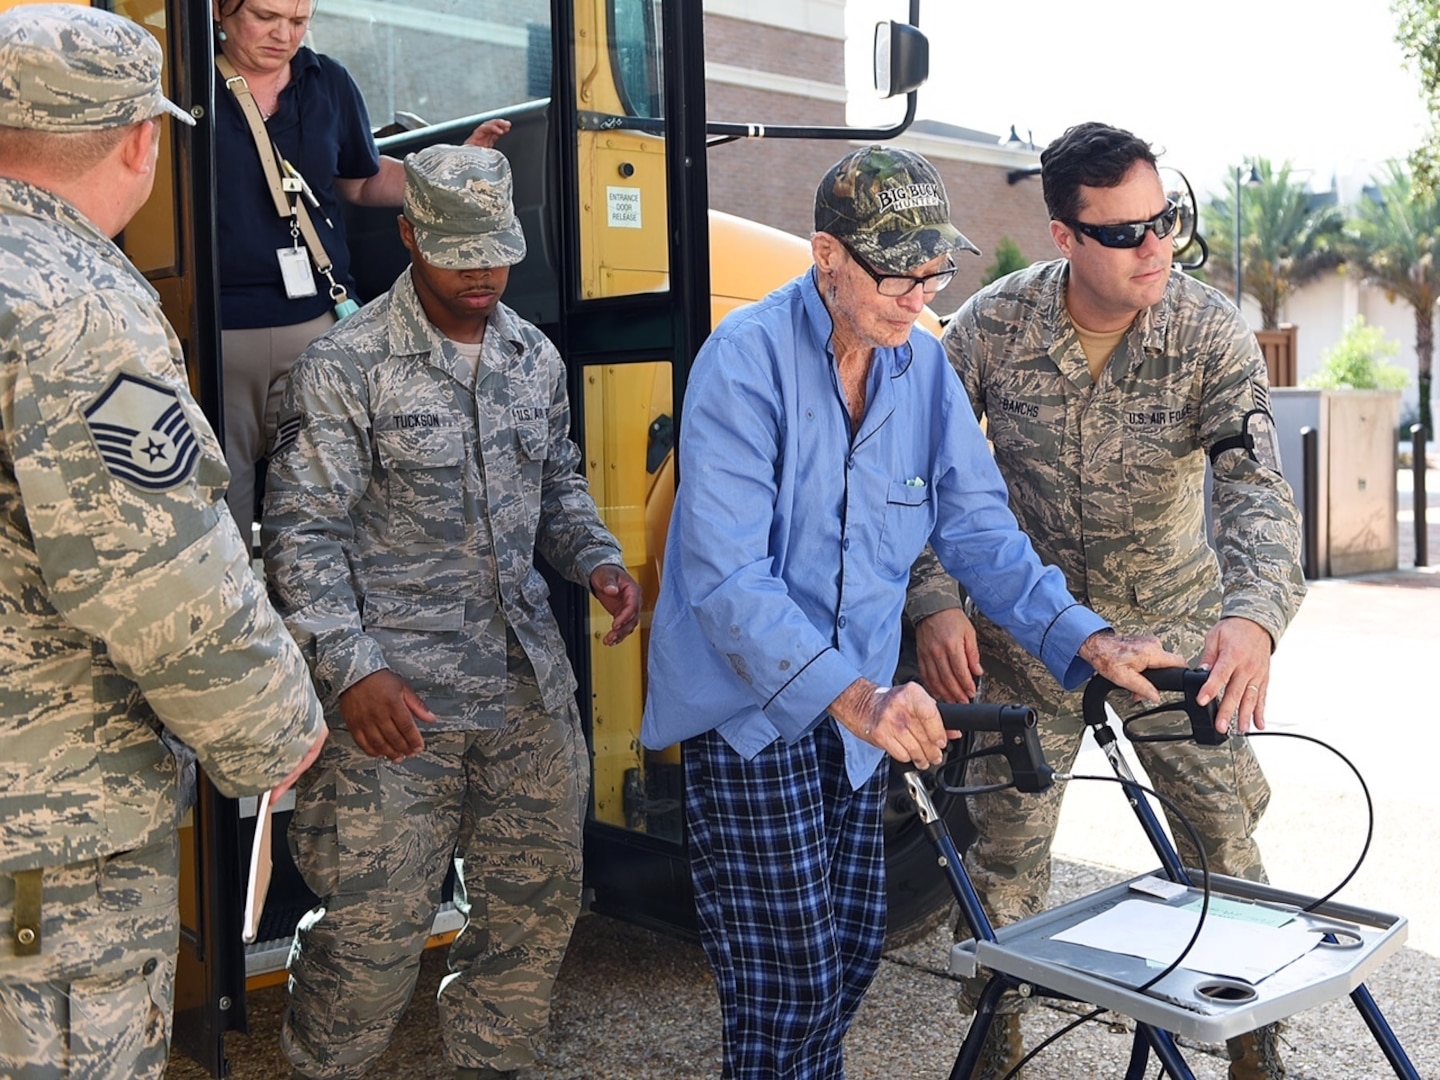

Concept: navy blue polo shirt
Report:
left=215, top=47, right=380, bottom=329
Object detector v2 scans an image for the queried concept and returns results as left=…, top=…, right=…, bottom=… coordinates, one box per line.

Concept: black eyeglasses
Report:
left=1061, top=200, right=1180, bottom=249
left=839, top=240, right=956, bottom=297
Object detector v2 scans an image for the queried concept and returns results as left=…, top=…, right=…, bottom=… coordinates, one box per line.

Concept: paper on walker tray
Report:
left=242, top=789, right=274, bottom=945
left=1128, top=875, right=1189, bottom=901
left=1181, top=895, right=1296, bottom=928
left=1051, top=899, right=1323, bottom=984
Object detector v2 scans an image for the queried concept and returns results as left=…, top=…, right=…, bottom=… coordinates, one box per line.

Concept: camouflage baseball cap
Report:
left=815, top=145, right=978, bottom=274
left=0, top=4, right=195, bottom=132
left=403, top=145, right=527, bottom=270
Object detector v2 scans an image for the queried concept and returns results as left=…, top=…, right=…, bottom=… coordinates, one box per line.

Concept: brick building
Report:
left=702, top=0, right=1054, bottom=310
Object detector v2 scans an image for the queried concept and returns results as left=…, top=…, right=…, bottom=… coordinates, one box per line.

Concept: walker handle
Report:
left=1081, top=668, right=1224, bottom=746
left=936, top=702, right=1054, bottom=793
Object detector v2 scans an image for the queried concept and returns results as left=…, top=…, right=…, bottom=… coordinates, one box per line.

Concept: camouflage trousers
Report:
left=282, top=675, right=588, bottom=1079
left=956, top=693, right=1270, bottom=1014
left=0, top=834, right=179, bottom=1080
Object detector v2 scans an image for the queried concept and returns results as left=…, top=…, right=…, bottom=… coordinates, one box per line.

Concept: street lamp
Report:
left=1233, top=162, right=1262, bottom=307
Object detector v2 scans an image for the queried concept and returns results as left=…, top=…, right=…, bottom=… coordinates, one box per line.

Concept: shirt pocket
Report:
left=361, top=594, right=469, bottom=714
left=876, top=479, right=934, bottom=578
left=985, top=397, right=1065, bottom=476
left=514, top=421, right=547, bottom=533
left=374, top=425, right=467, bottom=544
left=1119, top=404, right=1203, bottom=550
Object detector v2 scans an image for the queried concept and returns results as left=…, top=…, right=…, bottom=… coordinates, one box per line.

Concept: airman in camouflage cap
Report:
left=402, top=144, right=527, bottom=269
left=0, top=3, right=195, bottom=132
left=814, top=144, right=978, bottom=274
left=265, top=135, right=639, bottom=1078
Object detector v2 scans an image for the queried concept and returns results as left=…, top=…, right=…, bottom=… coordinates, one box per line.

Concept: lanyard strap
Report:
left=216, top=54, right=338, bottom=281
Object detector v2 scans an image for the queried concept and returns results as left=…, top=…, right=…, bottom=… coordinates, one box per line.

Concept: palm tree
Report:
left=1201, top=158, right=1346, bottom=330
left=1345, top=160, right=1440, bottom=439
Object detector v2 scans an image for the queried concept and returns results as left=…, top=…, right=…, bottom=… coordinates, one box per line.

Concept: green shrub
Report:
left=1303, top=316, right=1410, bottom=391
left=981, top=237, right=1029, bottom=287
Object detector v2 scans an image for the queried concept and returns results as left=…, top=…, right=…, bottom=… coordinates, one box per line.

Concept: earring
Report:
left=216, top=23, right=227, bottom=41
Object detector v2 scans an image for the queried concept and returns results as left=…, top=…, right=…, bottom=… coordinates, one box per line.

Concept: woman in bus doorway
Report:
left=211, top=0, right=509, bottom=544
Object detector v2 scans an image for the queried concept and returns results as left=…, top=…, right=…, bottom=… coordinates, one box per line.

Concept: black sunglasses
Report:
left=1061, top=200, right=1180, bottom=249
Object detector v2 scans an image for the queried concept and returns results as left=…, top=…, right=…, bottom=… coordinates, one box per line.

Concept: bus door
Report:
left=327, top=0, right=713, bottom=935
left=91, top=0, right=935, bottom=1072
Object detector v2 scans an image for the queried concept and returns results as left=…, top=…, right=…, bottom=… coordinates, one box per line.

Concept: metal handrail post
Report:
left=1301, top=425, right=1321, bottom=579
left=1412, top=425, right=1428, bottom=568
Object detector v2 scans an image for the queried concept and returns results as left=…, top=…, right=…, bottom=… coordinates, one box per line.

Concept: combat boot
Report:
left=1226, top=1022, right=1285, bottom=1080
left=454, top=1068, right=515, bottom=1080
left=964, top=1012, right=1024, bottom=1079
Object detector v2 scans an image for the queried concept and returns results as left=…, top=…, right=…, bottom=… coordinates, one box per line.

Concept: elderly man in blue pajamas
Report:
left=641, top=145, right=1186, bottom=1080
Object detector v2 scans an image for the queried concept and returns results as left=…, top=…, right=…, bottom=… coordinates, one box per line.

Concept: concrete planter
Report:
left=1271, top=388, right=1401, bottom=577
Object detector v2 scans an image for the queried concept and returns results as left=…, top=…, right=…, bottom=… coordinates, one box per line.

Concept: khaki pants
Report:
left=221, top=313, right=335, bottom=541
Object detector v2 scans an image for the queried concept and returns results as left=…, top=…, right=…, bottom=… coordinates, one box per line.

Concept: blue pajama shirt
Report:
left=642, top=268, right=1108, bottom=1079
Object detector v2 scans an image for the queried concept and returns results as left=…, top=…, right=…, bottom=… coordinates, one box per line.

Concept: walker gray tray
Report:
left=950, top=868, right=1408, bottom=1043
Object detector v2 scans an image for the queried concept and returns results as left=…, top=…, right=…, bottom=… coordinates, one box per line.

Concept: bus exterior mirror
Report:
left=1158, top=165, right=1209, bottom=270
left=874, top=21, right=928, bottom=98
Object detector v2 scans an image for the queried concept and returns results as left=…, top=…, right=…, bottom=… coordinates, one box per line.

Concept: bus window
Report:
left=609, top=0, right=662, bottom=120
left=573, top=1, right=670, bottom=301
left=308, top=1, right=551, bottom=129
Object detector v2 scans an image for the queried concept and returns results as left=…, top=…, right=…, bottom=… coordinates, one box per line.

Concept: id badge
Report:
left=277, top=247, right=318, bottom=299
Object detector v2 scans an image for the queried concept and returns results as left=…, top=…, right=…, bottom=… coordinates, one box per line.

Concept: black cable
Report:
left=1059, top=773, right=1213, bottom=995
left=933, top=734, right=1009, bottom=797
left=996, top=1006, right=1106, bottom=1080
left=1112, top=723, right=1375, bottom=914
left=938, top=780, right=1015, bottom=797
left=1248, top=731, right=1375, bottom=914
left=1120, top=705, right=1202, bottom=743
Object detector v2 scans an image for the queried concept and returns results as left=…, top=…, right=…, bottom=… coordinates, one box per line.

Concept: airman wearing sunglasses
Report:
left=907, top=122, right=1305, bottom=1080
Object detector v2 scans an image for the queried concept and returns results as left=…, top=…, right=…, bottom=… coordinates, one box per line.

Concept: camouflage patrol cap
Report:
left=403, top=145, right=527, bottom=270
left=0, top=4, right=195, bottom=132
left=815, top=145, right=978, bottom=274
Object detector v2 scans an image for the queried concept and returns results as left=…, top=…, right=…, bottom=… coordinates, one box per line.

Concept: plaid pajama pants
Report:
left=685, top=719, right=888, bottom=1080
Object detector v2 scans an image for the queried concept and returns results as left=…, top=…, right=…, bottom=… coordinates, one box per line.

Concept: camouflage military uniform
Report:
left=908, top=259, right=1305, bottom=1008
left=263, top=263, right=620, bottom=1078
left=0, top=177, right=324, bottom=1078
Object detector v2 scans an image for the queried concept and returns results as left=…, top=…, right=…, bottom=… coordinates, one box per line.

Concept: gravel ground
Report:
left=166, top=570, right=1440, bottom=1080
left=163, top=855, right=1437, bottom=1080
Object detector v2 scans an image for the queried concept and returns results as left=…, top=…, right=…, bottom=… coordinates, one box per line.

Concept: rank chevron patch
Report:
left=84, top=372, right=200, bottom=490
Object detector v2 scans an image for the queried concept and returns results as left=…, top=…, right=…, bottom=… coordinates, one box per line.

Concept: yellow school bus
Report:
left=0, top=1, right=962, bottom=1072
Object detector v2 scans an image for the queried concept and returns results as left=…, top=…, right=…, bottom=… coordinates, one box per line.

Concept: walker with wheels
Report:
left=902, top=668, right=1419, bottom=1080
